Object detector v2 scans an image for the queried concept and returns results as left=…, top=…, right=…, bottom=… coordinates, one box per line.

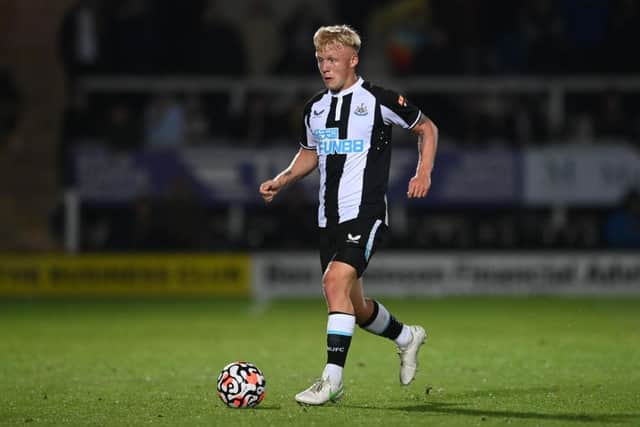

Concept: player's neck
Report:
left=330, top=74, right=359, bottom=95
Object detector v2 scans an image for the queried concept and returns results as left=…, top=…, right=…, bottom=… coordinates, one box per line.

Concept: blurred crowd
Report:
left=60, top=0, right=640, bottom=77
left=59, top=0, right=640, bottom=151
left=51, top=0, right=640, bottom=252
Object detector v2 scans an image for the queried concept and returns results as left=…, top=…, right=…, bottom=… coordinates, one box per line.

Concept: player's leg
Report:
left=355, top=288, right=427, bottom=385
left=352, top=278, right=411, bottom=344
left=348, top=221, right=427, bottom=385
left=295, top=261, right=356, bottom=405
left=350, top=277, right=372, bottom=322
left=321, top=260, right=358, bottom=389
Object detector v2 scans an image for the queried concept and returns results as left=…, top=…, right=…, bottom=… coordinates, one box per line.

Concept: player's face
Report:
left=316, top=43, right=358, bottom=93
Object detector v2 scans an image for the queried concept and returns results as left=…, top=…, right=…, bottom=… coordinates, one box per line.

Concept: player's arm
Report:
left=407, top=115, right=438, bottom=198
left=259, top=148, right=318, bottom=203
left=373, top=85, right=438, bottom=199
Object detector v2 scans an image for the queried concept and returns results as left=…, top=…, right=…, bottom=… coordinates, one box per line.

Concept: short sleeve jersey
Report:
left=300, top=77, right=422, bottom=228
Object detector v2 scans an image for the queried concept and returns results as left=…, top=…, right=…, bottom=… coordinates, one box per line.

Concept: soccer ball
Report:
left=216, top=361, right=266, bottom=408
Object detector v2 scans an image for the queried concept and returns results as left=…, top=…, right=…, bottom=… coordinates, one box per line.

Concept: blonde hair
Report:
left=313, top=25, right=361, bottom=52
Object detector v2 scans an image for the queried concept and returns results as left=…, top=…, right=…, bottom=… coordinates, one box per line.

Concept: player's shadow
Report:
left=344, top=387, right=639, bottom=424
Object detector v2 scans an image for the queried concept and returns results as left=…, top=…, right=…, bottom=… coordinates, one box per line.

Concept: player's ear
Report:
left=350, top=54, right=359, bottom=68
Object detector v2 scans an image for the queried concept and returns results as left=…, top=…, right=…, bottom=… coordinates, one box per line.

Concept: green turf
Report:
left=1, top=297, right=639, bottom=426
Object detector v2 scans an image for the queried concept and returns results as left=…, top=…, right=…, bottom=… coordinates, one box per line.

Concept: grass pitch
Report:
left=1, top=297, right=639, bottom=426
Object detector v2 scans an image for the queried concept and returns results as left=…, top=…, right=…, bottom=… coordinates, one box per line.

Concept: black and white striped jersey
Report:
left=300, top=77, right=423, bottom=228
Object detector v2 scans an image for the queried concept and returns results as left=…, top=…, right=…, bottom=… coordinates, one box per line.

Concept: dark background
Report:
left=1, top=0, right=639, bottom=253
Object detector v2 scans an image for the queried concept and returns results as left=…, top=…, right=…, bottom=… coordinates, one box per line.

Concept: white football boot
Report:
left=294, top=377, right=344, bottom=405
left=397, top=325, right=427, bottom=385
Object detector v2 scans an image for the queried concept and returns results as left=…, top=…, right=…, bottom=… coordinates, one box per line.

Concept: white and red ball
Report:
left=216, top=361, right=266, bottom=408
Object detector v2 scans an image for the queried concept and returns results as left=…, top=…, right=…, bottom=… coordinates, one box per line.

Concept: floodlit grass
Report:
left=1, top=297, right=639, bottom=426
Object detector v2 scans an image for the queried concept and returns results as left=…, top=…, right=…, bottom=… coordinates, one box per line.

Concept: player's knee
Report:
left=322, top=270, right=350, bottom=300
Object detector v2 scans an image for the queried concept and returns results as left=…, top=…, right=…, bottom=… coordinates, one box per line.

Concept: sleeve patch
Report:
left=397, top=95, right=407, bottom=107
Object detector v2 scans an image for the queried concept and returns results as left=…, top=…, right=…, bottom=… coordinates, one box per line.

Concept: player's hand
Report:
left=259, top=180, right=280, bottom=203
left=407, top=174, right=431, bottom=198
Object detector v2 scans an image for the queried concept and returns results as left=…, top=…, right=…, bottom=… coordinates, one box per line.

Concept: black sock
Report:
left=359, top=300, right=403, bottom=340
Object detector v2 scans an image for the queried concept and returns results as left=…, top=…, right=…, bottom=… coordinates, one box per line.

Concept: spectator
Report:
left=368, top=0, right=435, bottom=75
left=143, top=94, right=185, bottom=147
left=59, top=0, right=107, bottom=82
left=235, top=0, right=282, bottom=75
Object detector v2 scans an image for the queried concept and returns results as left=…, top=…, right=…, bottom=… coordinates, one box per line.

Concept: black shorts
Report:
left=319, top=218, right=389, bottom=278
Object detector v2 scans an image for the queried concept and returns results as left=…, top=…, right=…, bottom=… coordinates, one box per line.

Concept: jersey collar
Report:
left=330, top=76, right=364, bottom=97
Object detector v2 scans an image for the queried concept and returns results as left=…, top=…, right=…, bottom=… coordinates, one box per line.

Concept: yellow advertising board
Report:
left=0, top=254, right=250, bottom=297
